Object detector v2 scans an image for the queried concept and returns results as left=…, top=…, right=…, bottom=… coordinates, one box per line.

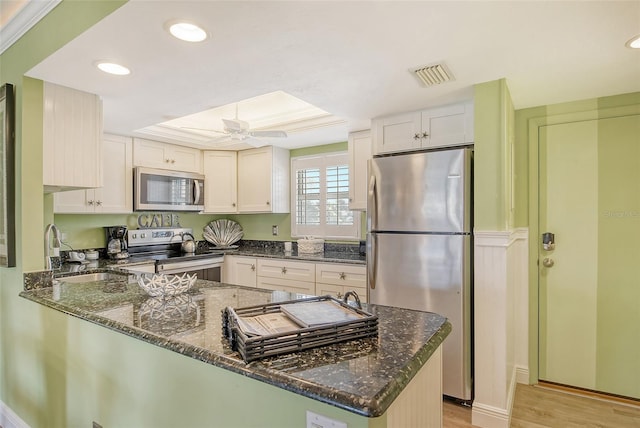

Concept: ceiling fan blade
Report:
left=222, top=118, right=250, bottom=132
left=250, top=130, right=288, bottom=138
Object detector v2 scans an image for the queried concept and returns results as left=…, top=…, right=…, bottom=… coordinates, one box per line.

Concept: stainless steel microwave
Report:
left=134, top=167, right=204, bottom=211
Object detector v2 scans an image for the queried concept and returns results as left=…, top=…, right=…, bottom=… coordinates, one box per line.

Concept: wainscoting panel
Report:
left=472, top=229, right=529, bottom=428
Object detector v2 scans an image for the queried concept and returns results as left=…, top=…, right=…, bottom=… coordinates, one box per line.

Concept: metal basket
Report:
left=222, top=295, right=378, bottom=362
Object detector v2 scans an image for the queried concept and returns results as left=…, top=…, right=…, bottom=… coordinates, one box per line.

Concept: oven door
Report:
left=135, top=167, right=204, bottom=212
left=157, top=257, right=223, bottom=282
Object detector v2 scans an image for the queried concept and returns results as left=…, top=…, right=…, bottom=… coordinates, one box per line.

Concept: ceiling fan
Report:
left=183, top=105, right=288, bottom=147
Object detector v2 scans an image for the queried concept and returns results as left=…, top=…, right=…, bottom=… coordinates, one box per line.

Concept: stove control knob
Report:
left=131, top=233, right=137, bottom=239
left=141, top=233, right=147, bottom=239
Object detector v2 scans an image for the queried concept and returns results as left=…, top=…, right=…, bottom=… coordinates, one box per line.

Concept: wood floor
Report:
left=443, top=384, right=640, bottom=428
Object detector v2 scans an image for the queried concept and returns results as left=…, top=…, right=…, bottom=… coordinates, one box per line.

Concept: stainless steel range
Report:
left=127, top=227, right=223, bottom=280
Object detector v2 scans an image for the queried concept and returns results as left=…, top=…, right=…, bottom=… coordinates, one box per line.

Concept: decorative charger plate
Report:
left=203, top=219, right=243, bottom=247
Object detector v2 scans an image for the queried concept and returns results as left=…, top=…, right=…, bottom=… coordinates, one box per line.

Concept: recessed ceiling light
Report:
left=625, top=34, right=640, bottom=49
left=166, top=21, right=208, bottom=42
left=95, top=61, right=130, bottom=75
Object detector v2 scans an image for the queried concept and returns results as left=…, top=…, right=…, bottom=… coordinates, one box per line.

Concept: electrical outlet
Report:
left=60, top=232, right=67, bottom=241
left=272, top=225, right=278, bottom=236
left=306, top=411, right=347, bottom=428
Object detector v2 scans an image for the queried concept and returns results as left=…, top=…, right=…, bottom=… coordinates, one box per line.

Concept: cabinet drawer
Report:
left=257, top=259, right=316, bottom=282
left=316, top=283, right=368, bottom=303
left=256, top=276, right=315, bottom=295
left=315, top=263, right=366, bottom=288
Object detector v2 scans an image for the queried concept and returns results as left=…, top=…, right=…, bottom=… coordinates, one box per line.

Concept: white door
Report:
left=539, top=114, right=640, bottom=399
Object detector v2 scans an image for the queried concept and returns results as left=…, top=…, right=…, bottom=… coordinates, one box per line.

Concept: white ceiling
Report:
left=24, top=0, right=640, bottom=150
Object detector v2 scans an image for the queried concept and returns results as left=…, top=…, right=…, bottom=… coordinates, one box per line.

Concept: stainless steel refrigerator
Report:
left=367, top=147, right=472, bottom=401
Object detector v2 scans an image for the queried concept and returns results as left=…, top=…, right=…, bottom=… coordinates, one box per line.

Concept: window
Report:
left=291, top=152, right=360, bottom=240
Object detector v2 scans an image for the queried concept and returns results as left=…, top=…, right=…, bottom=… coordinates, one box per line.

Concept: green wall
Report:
left=474, top=79, right=515, bottom=231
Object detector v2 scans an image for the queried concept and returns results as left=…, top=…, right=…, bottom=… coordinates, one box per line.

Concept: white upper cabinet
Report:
left=133, top=138, right=202, bottom=173
left=237, top=146, right=290, bottom=213
left=43, top=82, right=103, bottom=193
left=348, top=130, right=372, bottom=211
left=202, top=151, right=238, bottom=213
left=373, top=101, right=474, bottom=155
left=54, top=134, right=133, bottom=214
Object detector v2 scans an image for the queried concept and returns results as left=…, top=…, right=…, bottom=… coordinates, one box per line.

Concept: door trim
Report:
left=527, top=103, right=640, bottom=385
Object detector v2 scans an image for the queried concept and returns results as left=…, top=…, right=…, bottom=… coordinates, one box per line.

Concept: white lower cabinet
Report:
left=256, top=258, right=316, bottom=294
left=315, top=263, right=367, bottom=302
left=223, top=256, right=257, bottom=288
left=256, top=276, right=315, bottom=295
left=224, top=256, right=366, bottom=302
left=54, top=134, right=133, bottom=213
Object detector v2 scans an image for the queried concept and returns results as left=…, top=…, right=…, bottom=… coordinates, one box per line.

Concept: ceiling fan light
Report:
left=167, top=21, right=208, bottom=42
left=626, top=34, right=640, bottom=49
left=95, top=61, right=130, bottom=75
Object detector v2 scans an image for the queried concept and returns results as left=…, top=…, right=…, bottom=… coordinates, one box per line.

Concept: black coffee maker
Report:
left=104, top=225, right=129, bottom=259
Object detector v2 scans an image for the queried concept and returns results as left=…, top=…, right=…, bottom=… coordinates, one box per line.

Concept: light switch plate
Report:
left=306, top=411, right=347, bottom=428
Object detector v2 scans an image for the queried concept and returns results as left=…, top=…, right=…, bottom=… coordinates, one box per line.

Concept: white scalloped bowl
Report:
left=137, top=273, right=197, bottom=297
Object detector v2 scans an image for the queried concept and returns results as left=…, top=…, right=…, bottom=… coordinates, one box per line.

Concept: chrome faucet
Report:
left=44, top=223, right=62, bottom=270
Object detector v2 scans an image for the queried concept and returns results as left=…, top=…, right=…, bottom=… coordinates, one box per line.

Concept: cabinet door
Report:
left=43, top=82, right=103, bottom=191
left=224, top=256, right=257, bottom=287
left=372, top=111, right=421, bottom=155
left=422, top=102, right=473, bottom=149
left=54, top=189, right=93, bottom=213
left=54, top=135, right=132, bottom=214
left=256, top=276, right=315, bottom=295
left=94, top=135, right=132, bottom=213
left=203, top=151, right=238, bottom=213
left=348, top=130, right=372, bottom=210
left=133, top=139, right=168, bottom=169
left=315, top=283, right=345, bottom=299
left=170, top=145, right=202, bottom=173
left=257, top=259, right=316, bottom=283
left=237, top=147, right=272, bottom=212
left=315, top=263, right=366, bottom=288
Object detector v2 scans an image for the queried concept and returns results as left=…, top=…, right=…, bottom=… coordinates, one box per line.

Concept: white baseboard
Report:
left=0, top=400, right=29, bottom=428
left=471, top=402, right=510, bottom=428
left=516, top=365, right=530, bottom=384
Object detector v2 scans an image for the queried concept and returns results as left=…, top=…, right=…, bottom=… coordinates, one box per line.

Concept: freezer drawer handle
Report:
left=367, top=234, right=377, bottom=290
left=368, top=174, right=377, bottom=231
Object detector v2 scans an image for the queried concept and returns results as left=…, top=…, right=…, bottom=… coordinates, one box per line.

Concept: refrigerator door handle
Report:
left=367, top=233, right=377, bottom=290
left=367, top=173, right=377, bottom=231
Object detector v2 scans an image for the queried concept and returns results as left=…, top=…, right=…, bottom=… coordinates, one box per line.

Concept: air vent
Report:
left=412, top=63, right=453, bottom=87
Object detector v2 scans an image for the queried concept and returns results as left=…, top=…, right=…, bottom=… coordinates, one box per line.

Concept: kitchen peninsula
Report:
left=20, top=271, right=451, bottom=427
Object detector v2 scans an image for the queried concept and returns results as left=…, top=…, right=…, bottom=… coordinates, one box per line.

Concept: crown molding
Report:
left=0, top=0, right=61, bottom=55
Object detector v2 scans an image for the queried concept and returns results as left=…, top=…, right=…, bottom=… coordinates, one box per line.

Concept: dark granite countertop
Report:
left=19, top=270, right=449, bottom=417
left=218, top=239, right=366, bottom=265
